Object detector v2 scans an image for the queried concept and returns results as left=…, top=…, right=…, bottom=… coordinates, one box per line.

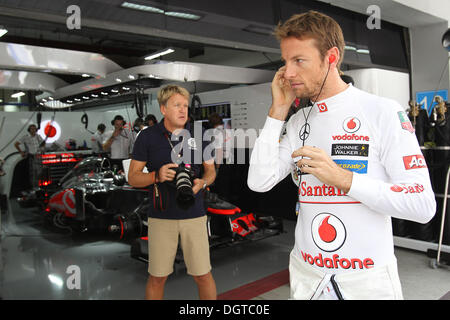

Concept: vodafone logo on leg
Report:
left=403, top=154, right=427, bottom=170
left=302, top=213, right=375, bottom=270
left=311, top=213, right=346, bottom=252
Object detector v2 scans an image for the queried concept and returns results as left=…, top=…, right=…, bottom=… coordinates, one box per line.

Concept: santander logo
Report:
left=311, top=213, right=346, bottom=252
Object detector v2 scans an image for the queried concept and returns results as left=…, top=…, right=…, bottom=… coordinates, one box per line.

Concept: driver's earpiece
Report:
left=329, top=55, right=336, bottom=64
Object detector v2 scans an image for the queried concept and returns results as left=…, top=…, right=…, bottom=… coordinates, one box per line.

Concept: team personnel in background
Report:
left=128, top=85, right=217, bottom=300
left=14, top=124, right=45, bottom=189
left=14, top=124, right=44, bottom=157
left=247, top=10, right=436, bottom=299
left=133, top=117, right=145, bottom=130
left=144, top=114, right=157, bottom=127
left=102, top=115, right=135, bottom=171
left=208, top=113, right=233, bottom=201
left=90, top=123, right=106, bottom=155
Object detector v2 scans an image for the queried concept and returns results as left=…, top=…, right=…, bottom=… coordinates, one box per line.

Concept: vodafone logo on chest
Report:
left=403, top=154, right=427, bottom=170
left=343, top=117, right=361, bottom=133
left=332, top=116, right=370, bottom=141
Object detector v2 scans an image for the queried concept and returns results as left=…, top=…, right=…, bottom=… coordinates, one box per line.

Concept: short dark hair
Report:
left=27, top=124, right=37, bottom=132
left=111, top=115, right=126, bottom=125
left=134, top=117, right=144, bottom=127
left=144, top=114, right=157, bottom=124
left=274, top=10, right=345, bottom=70
left=208, top=113, right=223, bottom=128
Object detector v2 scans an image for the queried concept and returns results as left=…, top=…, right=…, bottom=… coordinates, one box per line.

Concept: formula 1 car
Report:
left=25, top=156, right=283, bottom=259
left=41, top=156, right=147, bottom=238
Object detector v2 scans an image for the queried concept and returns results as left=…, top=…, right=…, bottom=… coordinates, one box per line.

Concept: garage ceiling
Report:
left=0, top=0, right=446, bottom=72
left=0, top=0, right=285, bottom=72
left=1, top=0, right=443, bottom=109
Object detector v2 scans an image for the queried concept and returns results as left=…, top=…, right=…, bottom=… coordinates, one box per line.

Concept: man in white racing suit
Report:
left=247, top=11, right=436, bottom=300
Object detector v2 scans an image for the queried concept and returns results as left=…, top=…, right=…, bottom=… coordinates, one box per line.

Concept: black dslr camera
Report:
left=170, top=163, right=196, bottom=209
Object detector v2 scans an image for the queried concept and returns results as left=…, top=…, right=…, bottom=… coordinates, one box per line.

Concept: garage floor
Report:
left=0, top=198, right=449, bottom=300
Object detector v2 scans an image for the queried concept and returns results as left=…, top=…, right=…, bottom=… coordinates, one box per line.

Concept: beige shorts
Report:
left=147, top=215, right=211, bottom=277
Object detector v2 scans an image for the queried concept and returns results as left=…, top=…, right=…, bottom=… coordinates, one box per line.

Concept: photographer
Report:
left=128, top=85, right=217, bottom=300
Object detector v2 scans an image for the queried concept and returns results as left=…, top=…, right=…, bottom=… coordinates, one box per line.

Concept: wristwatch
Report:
left=202, top=181, right=207, bottom=190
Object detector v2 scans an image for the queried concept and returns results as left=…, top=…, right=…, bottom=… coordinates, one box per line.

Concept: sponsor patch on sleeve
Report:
left=403, top=154, right=427, bottom=170
left=397, top=111, right=415, bottom=133
left=390, top=183, right=424, bottom=194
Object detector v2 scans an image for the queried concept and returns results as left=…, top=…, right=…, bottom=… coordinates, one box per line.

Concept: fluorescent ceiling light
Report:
left=0, top=27, right=7, bottom=38
left=81, top=74, right=91, bottom=77
left=145, top=48, right=175, bottom=61
left=345, top=45, right=357, bottom=51
left=48, top=274, right=64, bottom=288
left=121, top=2, right=201, bottom=21
left=164, top=11, right=201, bottom=21
left=356, top=49, right=370, bottom=54
left=11, top=92, right=25, bottom=98
left=121, top=2, right=164, bottom=14
left=243, top=25, right=273, bottom=35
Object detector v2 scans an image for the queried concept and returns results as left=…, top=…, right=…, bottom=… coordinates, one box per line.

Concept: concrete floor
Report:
left=0, top=198, right=449, bottom=300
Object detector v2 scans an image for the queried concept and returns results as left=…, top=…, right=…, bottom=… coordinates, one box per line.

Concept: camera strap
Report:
left=164, top=132, right=184, bottom=164
left=152, top=133, right=184, bottom=212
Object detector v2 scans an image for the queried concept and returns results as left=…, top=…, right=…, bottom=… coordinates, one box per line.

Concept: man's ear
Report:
left=160, top=105, right=166, bottom=116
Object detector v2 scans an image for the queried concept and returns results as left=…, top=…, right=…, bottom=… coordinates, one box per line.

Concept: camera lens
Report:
left=174, top=168, right=195, bottom=209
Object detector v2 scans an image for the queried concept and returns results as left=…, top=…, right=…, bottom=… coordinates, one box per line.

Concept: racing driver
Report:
left=247, top=11, right=436, bottom=299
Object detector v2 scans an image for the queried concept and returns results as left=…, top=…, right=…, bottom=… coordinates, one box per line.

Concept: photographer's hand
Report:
left=157, top=163, right=178, bottom=183
left=192, top=178, right=206, bottom=195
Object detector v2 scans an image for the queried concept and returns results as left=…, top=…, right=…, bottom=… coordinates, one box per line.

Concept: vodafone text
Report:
left=332, top=133, right=370, bottom=141
left=301, top=251, right=374, bottom=270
